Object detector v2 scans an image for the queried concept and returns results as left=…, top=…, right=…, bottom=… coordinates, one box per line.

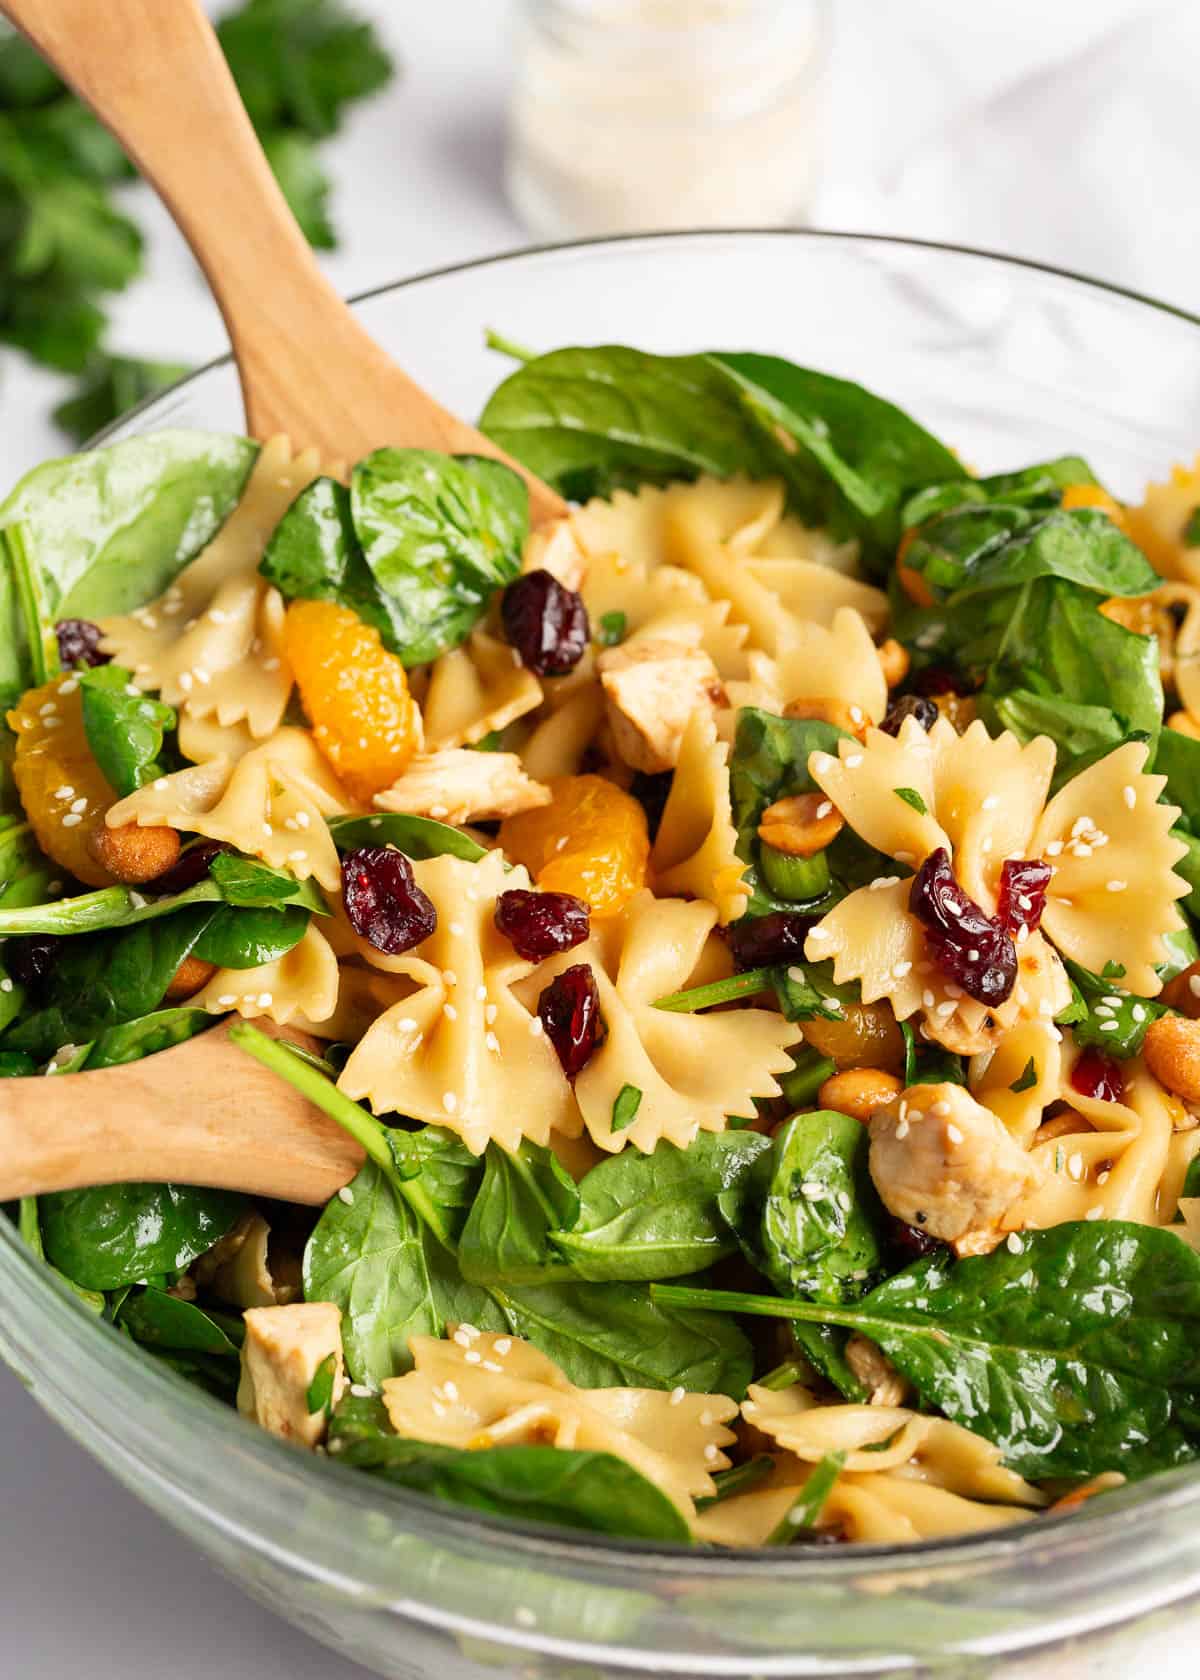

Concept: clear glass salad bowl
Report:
left=4, top=231, right=1200, bottom=1680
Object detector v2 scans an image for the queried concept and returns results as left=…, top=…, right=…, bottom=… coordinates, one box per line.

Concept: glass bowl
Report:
left=5, top=232, right=1200, bottom=1680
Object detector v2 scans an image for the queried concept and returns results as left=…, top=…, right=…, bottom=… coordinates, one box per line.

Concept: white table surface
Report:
left=3, top=2, right=1199, bottom=1674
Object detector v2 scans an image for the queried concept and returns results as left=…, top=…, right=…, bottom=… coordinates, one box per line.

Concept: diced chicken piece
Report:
left=200, top=1211, right=296, bottom=1310
left=868, top=1082, right=1041, bottom=1247
left=845, top=1334, right=909, bottom=1407
left=597, top=633, right=725, bottom=774
left=374, top=748, right=551, bottom=825
left=237, top=1302, right=345, bottom=1450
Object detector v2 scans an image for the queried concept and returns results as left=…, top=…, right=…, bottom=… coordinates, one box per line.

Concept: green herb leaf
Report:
left=610, top=1083, right=643, bottom=1134
left=306, top=1350, right=338, bottom=1417
left=216, top=0, right=393, bottom=141
left=893, top=786, right=927, bottom=815
left=596, top=610, right=626, bottom=647
left=79, top=663, right=176, bottom=795
left=1183, top=507, right=1200, bottom=548
left=1010, top=1057, right=1038, bottom=1094
left=695, top=1454, right=775, bottom=1510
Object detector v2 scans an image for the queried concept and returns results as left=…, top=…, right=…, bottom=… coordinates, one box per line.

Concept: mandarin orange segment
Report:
left=284, top=600, right=421, bottom=804
left=7, top=676, right=118, bottom=887
left=499, top=773, right=649, bottom=918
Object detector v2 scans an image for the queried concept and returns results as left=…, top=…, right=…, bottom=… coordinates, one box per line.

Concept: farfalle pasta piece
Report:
left=421, top=628, right=543, bottom=749
left=336, top=850, right=578, bottom=1153
left=650, top=714, right=748, bottom=924
left=519, top=685, right=606, bottom=781
left=1033, top=741, right=1188, bottom=996
left=195, top=922, right=339, bottom=1027
left=522, top=892, right=800, bottom=1152
left=374, top=748, right=549, bottom=825
left=969, top=1020, right=1065, bottom=1147
left=772, top=607, right=888, bottom=725
left=177, top=710, right=257, bottom=765
left=1008, top=1051, right=1186, bottom=1232
left=1125, top=455, right=1200, bottom=584
left=381, top=1330, right=737, bottom=1520
left=106, top=726, right=351, bottom=890
left=100, top=437, right=320, bottom=738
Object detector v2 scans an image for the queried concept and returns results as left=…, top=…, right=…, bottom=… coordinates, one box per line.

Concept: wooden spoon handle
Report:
left=0, top=0, right=565, bottom=521
left=0, top=1021, right=363, bottom=1205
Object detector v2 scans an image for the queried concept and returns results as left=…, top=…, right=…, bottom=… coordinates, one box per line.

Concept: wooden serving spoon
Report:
left=0, top=0, right=566, bottom=524
left=0, top=1021, right=365, bottom=1204
left=0, top=0, right=566, bottom=1199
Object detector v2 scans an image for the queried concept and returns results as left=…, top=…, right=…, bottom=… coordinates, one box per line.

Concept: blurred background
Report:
left=3, top=0, right=1197, bottom=481
left=3, top=2, right=1198, bottom=1676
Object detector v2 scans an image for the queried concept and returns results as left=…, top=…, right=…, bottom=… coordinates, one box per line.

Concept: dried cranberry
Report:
left=495, top=889, right=590, bottom=962
left=538, top=963, right=604, bottom=1078
left=997, top=858, right=1052, bottom=936
left=887, top=1216, right=947, bottom=1266
left=150, top=838, right=232, bottom=894
left=1070, top=1047, right=1125, bottom=1105
left=501, top=570, right=589, bottom=676
left=54, top=618, right=110, bottom=669
left=6, top=935, right=60, bottom=993
left=342, top=846, right=437, bottom=955
left=911, top=665, right=976, bottom=698
left=909, top=847, right=1016, bottom=1007
left=880, top=694, right=938, bottom=737
left=727, top=911, right=814, bottom=971
left=630, top=770, right=673, bottom=842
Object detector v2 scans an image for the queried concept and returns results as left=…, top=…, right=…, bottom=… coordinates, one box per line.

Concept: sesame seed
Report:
left=703, top=1444, right=721, bottom=1462
left=444, top=1003, right=458, bottom=1021
left=192, top=667, right=211, bottom=686
left=922, top=989, right=935, bottom=1008
left=128, top=891, right=146, bottom=909
left=849, top=705, right=864, bottom=724
left=443, top=1091, right=458, bottom=1113
left=1097, top=1170, right=1111, bottom=1185
left=494, top=1339, right=512, bottom=1356
left=349, top=1383, right=374, bottom=1399
left=811, top=753, right=835, bottom=775
left=53, top=786, right=74, bottom=800
left=256, top=992, right=274, bottom=1008
left=485, top=1032, right=501, bottom=1053
left=444, top=1380, right=460, bottom=1401
left=216, top=994, right=237, bottom=1007
left=1122, top=785, right=1137, bottom=810
left=982, top=795, right=999, bottom=811
left=1086, top=1206, right=1103, bottom=1221
left=1006, top=1233, right=1023, bottom=1255
left=61, top=813, right=82, bottom=828
left=57, top=677, right=78, bottom=695
left=38, top=702, right=57, bottom=717
left=431, top=1400, right=446, bottom=1418
left=800, top=1180, right=824, bottom=1198
left=482, top=1359, right=503, bottom=1374
left=816, top=800, right=834, bottom=819
left=1068, top=1152, right=1083, bottom=1179
left=287, top=849, right=308, bottom=863
left=178, top=671, right=193, bottom=692
left=449, top=921, right=465, bottom=936
left=295, top=811, right=310, bottom=829
left=836, top=1190, right=852, bottom=1212
left=154, top=777, right=169, bottom=791
left=263, top=657, right=281, bottom=672
left=891, top=960, right=912, bottom=978
left=669, top=1386, right=686, bottom=1406
left=262, top=823, right=272, bottom=836
left=464, top=1349, right=482, bottom=1364
left=1106, top=880, right=1127, bottom=893
left=1132, top=1004, right=1146, bottom=1022
left=529, top=1017, right=544, bottom=1036
left=930, top=1101, right=952, bottom=1117
left=68, top=796, right=87, bottom=814
left=1045, top=840, right=1064, bottom=857
left=936, top=999, right=957, bottom=1017
left=337, top=1186, right=355, bottom=1205
left=1100, top=996, right=1122, bottom=1008
left=429, top=804, right=449, bottom=819
left=43, top=716, right=62, bottom=729
left=870, top=875, right=901, bottom=891
left=894, top=849, right=916, bottom=866
left=452, top=1329, right=471, bottom=1348
left=1098, top=1020, right=1119, bottom=1033
left=844, top=753, right=864, bottom=769
left=0, top=979, right=11, bottom=993
left=396, top=1017, right=418, bottom=1032
left=485, top=1003, right=498, bottom=1025
left=946, top=1124, right=964, bottom=1144
left=808, top=927, right=831, bottom=943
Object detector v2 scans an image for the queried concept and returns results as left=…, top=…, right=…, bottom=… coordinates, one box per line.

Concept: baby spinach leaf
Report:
left=901, top=456, right=1099, bottom=529
left=0, top=430, right=256, bottom=703
left=1156, top=726, right=1200, bottom=834
left=17, top=1194, right=106, bottom=1314
left=386, top=1125, right=486, bottom=1245
left=757, top=1112, right=885, bottom=1303
left=0, top=818, right=53, bottom=910
left=0, top=1048, right=36, bottom=1075
left=327, top=812, right=487, bottom=863
left=40, top=1182, right=244, bottom=1292
left=330, top=1433, right=691, bottom=1544
left=79, top=663, right=175, bottom=795
left=1055, top=960, right=1166, bottom=1058
left=303, top=1158, right=502, bottom=1387
left=258, top=475, right=397, bottom=646
left=192, top=903, right=310, bottom=968
left=458, top=1141, right=580, bottom=1286
left=2, top=905, right=215, bottom=1055
left=656, top=1221, right=1200, bottom=1479
left=2, top=905, right=214, bottom=1053
left=117, top=1286, right=241, bottom=1356
left=80, top=1006, right=212, bottom=1068
left=902, top=503, right=1157, bottom=604
left=348, top=449, right=528, bottom=666
left=552, top=1132, right=773, bottom=1283
left=493, top=1279, right=752, bottom=1396
left=206, top=849, right=328, bottom=912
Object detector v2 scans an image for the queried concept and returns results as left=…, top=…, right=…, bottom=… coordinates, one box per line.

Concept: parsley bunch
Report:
left=0, top=0, right=393, bottom=441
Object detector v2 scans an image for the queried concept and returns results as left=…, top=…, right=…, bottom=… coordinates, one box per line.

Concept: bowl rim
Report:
left=13, top=225, right=1200, bottom=1595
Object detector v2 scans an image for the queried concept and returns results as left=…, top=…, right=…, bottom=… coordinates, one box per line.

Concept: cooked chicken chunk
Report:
left=237, top=1302, right=345, bottom=1450
left=597, top=632, right=725, bottom=774
left=374, top=748, right=551, bottom=825
left=868, top=1082, right=1041, bottom=1247
left=845, top=1335, right=909, bottom=1407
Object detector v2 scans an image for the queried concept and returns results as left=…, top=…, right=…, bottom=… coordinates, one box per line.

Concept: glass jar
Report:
left=506, top=0, right=829, bottom=239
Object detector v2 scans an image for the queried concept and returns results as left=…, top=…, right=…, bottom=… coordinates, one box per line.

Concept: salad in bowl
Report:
left=3, top=333, right=1200, bottom=1553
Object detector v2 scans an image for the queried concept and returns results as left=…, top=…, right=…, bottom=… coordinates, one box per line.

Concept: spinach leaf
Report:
left=206, top=850, right=329, bottom=913
left=117, top=1286, right=241, bottom=1356
left=656, top=1221, right=1200, bottom=1479
left=192, top=903, right=310, bottom=968
left=458, top=1141, right=580, bottom=1286
left=902, top=503, right=1157, bottom=604
left=334, top=450, right=528, bottom=666
left=901, top=457, right=1098, bottom=529
left=327, top=812, right=487, bottom=863
left=40, top=1181, right=244, bottom=1292
left=0, top=1048, right=36, bottom=1075
left=757, top=1112, right=885, bottom=1303
left=0, top=430, right=256, bottom=706
left=17, top=1193, right=106, bottom=1314
left=259, top=475, right=397, bottom=648
left=552, top=1132, right=773, bottom=1283
left=303, top=1158, right=501, bottom=1387
left=493, top=1279, right=752, bottom=1396
left=79, top=1006, right=211, bottom=1067
left=78, top=663, right=175, bottom=795
left=1055, top=960, right=1166, bottom=1058
left=386, top=1124, right=486, bottom=1245
left=329, top=1433, right=691, bottom=1544
left=1, top=905, right=214, bottom=1055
